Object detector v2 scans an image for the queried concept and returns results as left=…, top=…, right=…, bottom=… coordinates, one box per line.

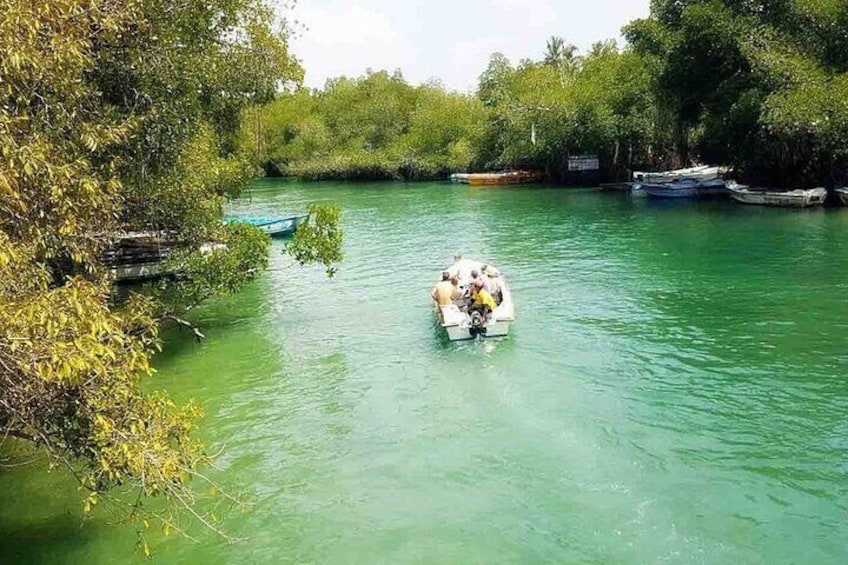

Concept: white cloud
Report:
left=290, top=1, right=417, bottom=88
left=284, top=0, right=651, bottom=91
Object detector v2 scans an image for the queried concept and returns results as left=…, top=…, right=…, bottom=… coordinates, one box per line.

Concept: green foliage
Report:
left=632, top=0, right=848, bottom=186
left=477, top=44, right=662, bottom=180
left=478, top=53, right=515, bottom=108
left=242, top=71, right=490, bottom=180
left=286, top=204, right=344, bottom=277
left=159, top=224, right=272, bottom=314
left=124, top=125, right=255, bottom=243
left=0, top=232, right=208, bottom=542
left=244, top=1, right=845, bottom=188
left=0, top=0, right=301, bottom=546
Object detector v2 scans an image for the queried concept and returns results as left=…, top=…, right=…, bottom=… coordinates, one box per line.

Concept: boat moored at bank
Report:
left=464, top=171, right=541, bottom=187
left=223, top=214, right=309, bottom=237
left=638, top=177, right=728, bottom=198
left=633, top=165, right=726, bottom=184
left=726, top=183, right=827, bottom=208
left=449, top=173, right=471, bottom=184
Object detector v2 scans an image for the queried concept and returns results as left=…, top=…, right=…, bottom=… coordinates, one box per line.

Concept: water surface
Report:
left=2, top=180, right=847, bottom=563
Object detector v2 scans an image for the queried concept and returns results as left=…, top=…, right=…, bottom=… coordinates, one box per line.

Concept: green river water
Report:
left=2, top=180, right=848, bottom=564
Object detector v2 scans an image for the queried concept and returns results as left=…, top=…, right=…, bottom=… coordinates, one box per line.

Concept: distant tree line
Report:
left=247, top=0, right=848, bottom=188
left=241, top=70, right=489, bottom=181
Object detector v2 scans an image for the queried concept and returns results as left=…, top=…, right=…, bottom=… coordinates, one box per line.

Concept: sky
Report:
left=285, top=0, right=651, bottom=92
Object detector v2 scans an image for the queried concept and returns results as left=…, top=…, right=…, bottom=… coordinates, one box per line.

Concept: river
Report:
left=2, top=180, right=847, bottom=563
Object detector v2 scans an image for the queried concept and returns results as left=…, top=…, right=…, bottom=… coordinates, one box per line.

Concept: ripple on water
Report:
left=14, top=181, right=844, bottom=564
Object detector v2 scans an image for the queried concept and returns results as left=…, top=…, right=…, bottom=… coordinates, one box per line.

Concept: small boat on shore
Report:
left=835, top=187, right=848, bottom=206
left=223, top=214, right=308, bottom=238
left=465, top=171, right=541, bottom=187
left=103, top=233, right=225, bottom=283
left=449, top=173, right=471, bottom=184
left=434, top=258, right=515, bottom=341
left=726, top=183, right=827, bottom=208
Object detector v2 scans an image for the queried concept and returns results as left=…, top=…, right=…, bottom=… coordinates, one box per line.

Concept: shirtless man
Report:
left=431, top=271, right=458, bottom=307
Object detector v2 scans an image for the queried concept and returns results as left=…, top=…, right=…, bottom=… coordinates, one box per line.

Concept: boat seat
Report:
left=440, top=304, right=466, bottom=326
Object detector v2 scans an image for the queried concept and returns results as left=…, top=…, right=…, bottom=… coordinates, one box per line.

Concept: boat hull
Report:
left=642, top=183, right=699, bottom=198
left=261, top=215, right=308, bottom=237
left=224, top=215, right=309, bottom=237
left=444, top=319, right=510, bottom=341
left=633, top=165, right=725, bottom=184
left=642, top=178, right=727, bottom=199
left=465, top=171, right=541, bottom=186
left=835, top=188, right=848, bottom=206
left=728, top=187, right=827, bottom=208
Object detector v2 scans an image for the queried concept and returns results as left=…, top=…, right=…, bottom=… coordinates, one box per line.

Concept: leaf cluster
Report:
left=286, top=204, right=344, bottom=277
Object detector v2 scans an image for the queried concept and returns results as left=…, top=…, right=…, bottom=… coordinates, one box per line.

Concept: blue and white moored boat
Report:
left=223, top=214, right=309, bottom=238
left=641, top=179, right=700, bottom=198
left=640, top=178, right=727, bottom=199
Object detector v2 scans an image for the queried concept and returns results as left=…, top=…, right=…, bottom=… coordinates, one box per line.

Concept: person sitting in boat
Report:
left=483, top=267, right=503, bottom=305
left=450, top=276, right=462, bottom=302
left=470, top=279, right=497, bottom=324
left=431, top=271, right=459, bottom=307
left=450, top=252, right=475, bottom=281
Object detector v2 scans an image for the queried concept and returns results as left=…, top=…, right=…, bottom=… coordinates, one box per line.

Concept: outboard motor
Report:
left=469, top=311, right=487, bottom=338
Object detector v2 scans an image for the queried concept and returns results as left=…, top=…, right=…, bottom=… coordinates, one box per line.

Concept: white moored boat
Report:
left=633, top=165, right=725, bottom=184
left=727, top=182, right=827, bottom=208
left=435, top=258, right=515, bottom=341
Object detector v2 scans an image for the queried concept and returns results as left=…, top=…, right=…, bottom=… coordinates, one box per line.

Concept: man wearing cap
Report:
left=483, top=266, right=503, bottom=305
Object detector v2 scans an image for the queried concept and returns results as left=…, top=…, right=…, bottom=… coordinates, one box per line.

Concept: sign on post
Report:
left=568, top=155, right=600, bottom=171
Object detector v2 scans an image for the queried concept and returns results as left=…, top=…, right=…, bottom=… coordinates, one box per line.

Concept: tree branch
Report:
left=0, top=427, right=39, bottom=444
left=160, top=314, right=206, bottom=342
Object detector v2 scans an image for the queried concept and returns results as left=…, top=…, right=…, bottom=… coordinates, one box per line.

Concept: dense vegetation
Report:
left=241, top=71, right=489, bottom=180
left=0, top=0, right=340, bottom=549
left=248, top=0, right=848, bottom=187
left=626, top=0, right=848, bottom=188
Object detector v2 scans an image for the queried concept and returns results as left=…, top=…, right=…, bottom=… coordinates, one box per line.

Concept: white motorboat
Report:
left=727, top=182, right=827, bottom=208
left=633, top=165, right=726, bottom=184
left=435, top=258, right=515, bottom=341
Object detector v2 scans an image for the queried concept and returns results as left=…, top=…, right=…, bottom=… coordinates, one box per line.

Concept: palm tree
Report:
left=544, top=36, right=576, bottom=68
left=544, top=36, right=579, bottom=73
